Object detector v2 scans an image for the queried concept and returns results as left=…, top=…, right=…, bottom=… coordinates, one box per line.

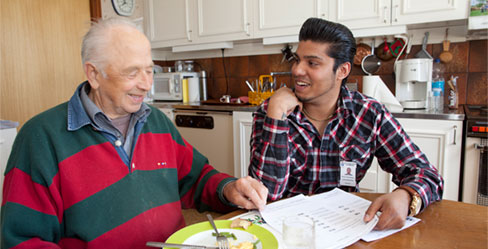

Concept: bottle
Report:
left=200, top=70, right=208, bottom=101
left=447, top=75, right=459, bottom=109
left=431, top=59, right=445, bottom=111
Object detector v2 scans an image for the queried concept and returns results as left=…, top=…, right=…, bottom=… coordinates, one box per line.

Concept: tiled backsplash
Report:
left=155, top=39, right=487, bottom=105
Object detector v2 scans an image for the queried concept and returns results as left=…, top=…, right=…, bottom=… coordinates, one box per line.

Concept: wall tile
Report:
left=211, top=57, right=225, bottom=78
left=466, top=72, right=488, bottom=105
left=248, top=54, right=270, bottom=77
left=227, top=56, right=249, bottom=77
left=432, top=42, right=469, bottom=73
left=469, top=40, right=487, bottom=73
left=153, top=40, right=486, bottom=103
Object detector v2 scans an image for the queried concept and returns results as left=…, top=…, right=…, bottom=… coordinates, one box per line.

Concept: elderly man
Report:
left=1, top=18, right=267, bottom=249
left=249, top=18, right=443, bottom=230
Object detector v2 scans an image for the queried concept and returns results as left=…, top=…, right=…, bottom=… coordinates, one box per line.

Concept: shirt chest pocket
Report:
left=339, top=143, right=372, bottom=166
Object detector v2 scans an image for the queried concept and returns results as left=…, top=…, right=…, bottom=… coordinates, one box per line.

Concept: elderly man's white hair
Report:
left=81, top=17, right=140, bottom=76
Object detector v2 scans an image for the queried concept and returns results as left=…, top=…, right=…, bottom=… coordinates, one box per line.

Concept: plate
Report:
left=166, top=220, right=278, bottom=249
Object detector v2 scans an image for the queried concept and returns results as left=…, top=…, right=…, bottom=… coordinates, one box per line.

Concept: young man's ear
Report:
left=84, top=62, right=100, bottom=90
left=336, top=62, right=352, bottom=82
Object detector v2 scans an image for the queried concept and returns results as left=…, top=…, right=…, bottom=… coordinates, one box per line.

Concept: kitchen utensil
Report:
left=390, top=38, right=406, bottom=58
left=219, top=95, right=231, bottom=103
left=354, top=40, right=372, bottom=66
left=245, top=80, right=255, bottom=92
left=206, top=214, right=229, bottom=249
left=361, top=39, right=381, bottom=75
left=415, top=32, right=433, bottom=59
left=281, top=44, right=295, bottom=63
left=376, top=37, right=393, bottom=61
left=175, top=60, right=184, bottom=72
left=393, top=34, right=409, bottom=67
left=440, top=28, right=453, bottom=63
left=405, top=34, right=413, bottom=57
left=146, top=241, right=219, bottom=249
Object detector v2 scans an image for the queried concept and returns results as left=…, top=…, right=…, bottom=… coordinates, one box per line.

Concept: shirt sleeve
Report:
left=374, top=109, right=444, bottom=212
left=248, top=104, right=291, bottom=200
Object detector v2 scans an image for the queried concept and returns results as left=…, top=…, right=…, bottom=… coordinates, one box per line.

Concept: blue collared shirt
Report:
left=67, top=81, right=151, bottom=167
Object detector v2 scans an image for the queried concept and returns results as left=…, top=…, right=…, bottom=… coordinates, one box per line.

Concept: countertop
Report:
left=149, top=101, right=465, bottom=121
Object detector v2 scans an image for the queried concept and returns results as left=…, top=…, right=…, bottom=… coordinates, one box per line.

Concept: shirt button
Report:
left=132, top=163, right=135, bottom=169
left=115, top=140, right=122, bottom=147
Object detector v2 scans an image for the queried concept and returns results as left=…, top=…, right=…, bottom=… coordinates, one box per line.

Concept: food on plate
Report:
left=230, top=241, right=253, bottom=249
left=212, top=231, right=237, bottom=240
left=230, top=218, right=252, bottom=230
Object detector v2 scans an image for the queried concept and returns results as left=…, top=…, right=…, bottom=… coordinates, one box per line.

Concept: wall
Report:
left=155, top=39, right=487, bottom=105
left=0, top=0, right=91, bottom=127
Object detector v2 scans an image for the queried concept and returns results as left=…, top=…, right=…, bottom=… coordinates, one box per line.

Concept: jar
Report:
left=184, top=60, right=194, bottom=72
left=175, top=60, right=184, bottom=72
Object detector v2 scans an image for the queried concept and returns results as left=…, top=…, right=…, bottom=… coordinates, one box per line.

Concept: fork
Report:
left=206, top=214, right=229, bottom=249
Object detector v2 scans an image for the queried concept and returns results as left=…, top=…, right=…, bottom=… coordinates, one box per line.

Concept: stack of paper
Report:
left=260, top=188, right=378, bottom=249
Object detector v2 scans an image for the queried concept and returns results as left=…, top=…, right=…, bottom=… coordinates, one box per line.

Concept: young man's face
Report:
left=291, top=40, right=347, bottom=104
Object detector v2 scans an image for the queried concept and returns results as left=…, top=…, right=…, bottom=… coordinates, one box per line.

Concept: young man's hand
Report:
left=266, top=87, right=302, bottom=120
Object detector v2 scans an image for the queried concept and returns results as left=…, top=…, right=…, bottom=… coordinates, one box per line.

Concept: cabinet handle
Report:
left=185, top=0, right=191, bottom=41
left=452, top=125, right=457, bottom=145
left=393, top=4, right=398, bottom=22
left=383, top=6, right=388, bottom=24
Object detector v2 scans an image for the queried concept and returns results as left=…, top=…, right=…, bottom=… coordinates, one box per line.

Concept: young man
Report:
left=1, top=18, right=267, bottom=249
left=249, top=18, right=443, bottom=230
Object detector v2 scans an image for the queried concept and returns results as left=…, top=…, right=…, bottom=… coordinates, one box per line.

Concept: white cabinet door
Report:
left=145, top=0, right=193, bottom=47
left=233, top=111, right=254, bottom=178
left=330, top=0, right=468, bottom=30
left=253, top=0, right=329, bottom=38
left=360, top=118, right=462, bottom=201
left=391, top=0, right=469, bottom=25
left=192, top=0, right=253, bottom=43
left=329, top=0, right=391, bottom=29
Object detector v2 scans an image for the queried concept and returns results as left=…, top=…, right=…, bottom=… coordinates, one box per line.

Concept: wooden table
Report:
left=218, top=193, right=488, bottom=249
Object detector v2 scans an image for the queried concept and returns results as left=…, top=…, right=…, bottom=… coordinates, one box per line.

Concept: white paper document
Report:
left=360, top=216, right=420, bottom=242
left=260, top=188, right=379, bottom=249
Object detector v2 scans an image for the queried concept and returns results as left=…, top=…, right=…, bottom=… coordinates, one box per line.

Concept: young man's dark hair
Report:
left=298, top=17, right=356, bottom=84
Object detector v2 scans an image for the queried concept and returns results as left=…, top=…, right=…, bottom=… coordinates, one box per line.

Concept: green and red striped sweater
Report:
left=1, top=99, right=235, bottom=248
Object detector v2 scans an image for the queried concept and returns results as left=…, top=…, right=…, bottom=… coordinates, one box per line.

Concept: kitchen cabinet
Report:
left=191, top=0, right=253, bottom=44
left=145, top=0, right=252, bottom=47
left=233, top=111, right=254, bottom=178
left=359, top=118, right=462, bottom=202
left=253, top=0, right=329, bottom=38
left=145, top=0, right=192, bottom=48
left=329, top=0, right=468, bottom=30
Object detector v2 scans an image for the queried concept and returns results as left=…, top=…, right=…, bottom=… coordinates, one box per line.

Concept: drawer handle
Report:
left=452, top=125, right=457, bottom=145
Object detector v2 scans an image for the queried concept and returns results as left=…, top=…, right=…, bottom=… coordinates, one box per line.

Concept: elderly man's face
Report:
left=91, top=27, right=154, bottom=119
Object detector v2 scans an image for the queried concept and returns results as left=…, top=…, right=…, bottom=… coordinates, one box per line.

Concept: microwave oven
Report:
left=151, top=72, right=199, bottom=101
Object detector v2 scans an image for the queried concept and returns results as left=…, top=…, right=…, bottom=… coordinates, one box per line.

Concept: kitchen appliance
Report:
left=173, top=109, right=234, bottom=176
left=151, top=72, right=199, bottom=101
left=394, top=58, right=432, bottom=109
left=462, top=105, right=488, bottom=206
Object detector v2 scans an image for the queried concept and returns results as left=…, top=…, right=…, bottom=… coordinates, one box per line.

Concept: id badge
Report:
left=339, top=161, right=357, bottom=187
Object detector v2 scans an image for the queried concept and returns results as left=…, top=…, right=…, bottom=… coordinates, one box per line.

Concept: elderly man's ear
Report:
left=84, top=62, right=100, bottom=90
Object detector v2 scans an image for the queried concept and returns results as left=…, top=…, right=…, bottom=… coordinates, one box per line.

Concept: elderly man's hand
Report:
left=223, top=176, right=268, bottom=211
left=363, top=189, right=411, bottom=230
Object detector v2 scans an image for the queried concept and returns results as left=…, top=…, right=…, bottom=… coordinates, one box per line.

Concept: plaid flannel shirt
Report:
left=249, top=85, right=443, bottom=212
